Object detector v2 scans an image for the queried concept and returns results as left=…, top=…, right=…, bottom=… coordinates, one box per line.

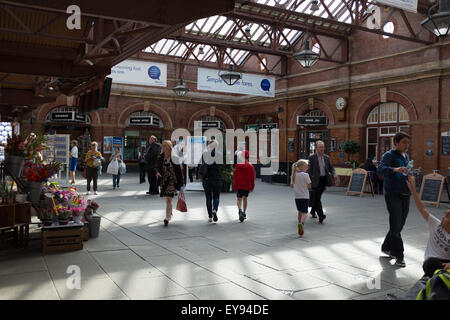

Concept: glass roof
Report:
left=144, top=0, right=375, bottom=67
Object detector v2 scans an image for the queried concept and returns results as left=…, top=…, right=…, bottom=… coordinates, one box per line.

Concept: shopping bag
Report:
left=119, top=161, right=126, bottom=174
left=176, top=191, right=187, bottom=212
left=107, top=159, right=119, bottom=175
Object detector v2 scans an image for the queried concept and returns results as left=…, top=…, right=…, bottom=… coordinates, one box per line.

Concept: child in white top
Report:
left=290, top=159, right=311, bottom=236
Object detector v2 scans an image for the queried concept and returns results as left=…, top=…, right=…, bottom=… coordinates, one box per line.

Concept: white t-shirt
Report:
left=424, top=215, right=450, bottom=260
left=70, top=146, right=78, bottom=159
left=293, top=172, right=311, bottom=199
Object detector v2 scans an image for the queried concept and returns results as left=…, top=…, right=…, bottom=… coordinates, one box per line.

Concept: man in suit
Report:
left=307, top=140, right=338, bottom=223
left=145, top=136, right=161, bottom=195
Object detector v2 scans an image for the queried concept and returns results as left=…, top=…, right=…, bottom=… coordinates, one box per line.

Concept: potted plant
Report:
left=3, top=132, right=47, bottom=177
left=56, top=207, right=71, bottom=225
left=342, top=140, right=362, bottom=169
left=23, top=160, right=62, bottom=202
left=38, top=207, right=53, bottom=226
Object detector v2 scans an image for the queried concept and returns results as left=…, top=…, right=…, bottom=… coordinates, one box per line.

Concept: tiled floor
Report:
left=0, top=172, right=447, bottom=300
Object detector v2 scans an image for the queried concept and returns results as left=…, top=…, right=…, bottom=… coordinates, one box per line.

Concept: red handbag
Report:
left=176, top=191, right=187, bottom=212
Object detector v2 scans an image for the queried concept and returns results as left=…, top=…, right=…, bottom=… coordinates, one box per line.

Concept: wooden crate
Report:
left=82, top=221, right=89, bottom=241
left=0, top=204, right=15, bottom=228
left=14, top=202, right=31, bottom=224
left=42, top=227, right=83, bottom=254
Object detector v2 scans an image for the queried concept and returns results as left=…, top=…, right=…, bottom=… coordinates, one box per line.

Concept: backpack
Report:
left=416, top=269, right=450, bottom=300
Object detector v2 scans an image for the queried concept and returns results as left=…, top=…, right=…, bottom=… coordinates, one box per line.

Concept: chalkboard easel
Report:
left=346, top=168, right=374, bottom=197
left=419, top=173, right=445, bottom=208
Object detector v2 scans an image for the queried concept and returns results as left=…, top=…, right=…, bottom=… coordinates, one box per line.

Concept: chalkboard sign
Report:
left=442, top=132, right=450, bottom=155
left=347, top=168, right=370, bottom=197
left=419, top=173, right=445, bottom=207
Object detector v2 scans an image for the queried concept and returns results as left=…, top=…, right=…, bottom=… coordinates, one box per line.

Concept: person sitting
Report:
left=406, top=176, right=450, bottom=277
left=360, top=157, right=380, bottom=194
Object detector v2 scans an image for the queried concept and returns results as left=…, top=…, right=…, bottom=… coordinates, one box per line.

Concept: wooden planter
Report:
left=82, top=221, right=89, bottom=241
left=42, top=227, right=83, bottom=254
left=0, top=204, right=15, bottom=228
left=14, top=202, right=31, bottom=224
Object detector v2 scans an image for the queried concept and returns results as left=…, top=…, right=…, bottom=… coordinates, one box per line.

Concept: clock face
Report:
left=336, top=97, right=346, bottom=111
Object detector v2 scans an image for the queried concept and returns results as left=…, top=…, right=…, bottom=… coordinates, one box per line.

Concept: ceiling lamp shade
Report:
left=198, top=46, right=204, bottom=55
left=245, top=25, right=251, bottom=36
left=293, top=39, right=320, bottom=68
left=310, top=0, right=320, bottom=12
left=172, top=79, right=189, bottom=97
left=421, top=0, right=450, bottom=37
left=218, top=64, right=242, bottom=86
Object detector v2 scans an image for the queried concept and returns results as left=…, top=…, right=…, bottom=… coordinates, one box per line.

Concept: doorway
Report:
left=298, top=130, right=329, bottom=159
left=379, top=136, right=393, bottom=157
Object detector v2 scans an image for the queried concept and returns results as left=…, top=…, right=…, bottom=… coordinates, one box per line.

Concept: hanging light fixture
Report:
left=172, top=79, right=189, bottom=97
left=421, top=0, right=450, bottom=37
left=198, top=46, right=204, bottom=55
left=245, top=25, right=251, bottom=36
left=310, top=0, right=320, bottom=12
left=218, top=64, right=242, bottom=86
left=293, top=37, right=320, bottom=68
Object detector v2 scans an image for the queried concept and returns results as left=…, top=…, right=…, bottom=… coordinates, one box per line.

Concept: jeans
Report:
left=381, top=193, right=410, bottom=259
left=203, top=180, right=222, bottom=217
left=86, top=166, right=98, bottom=191
left=310, top=176, right=327, bottom=218
left=113, top=172, right=121, bottom=188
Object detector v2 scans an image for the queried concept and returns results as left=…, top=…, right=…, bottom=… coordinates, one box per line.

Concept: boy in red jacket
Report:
left=233, top=150, right=255, bottom=222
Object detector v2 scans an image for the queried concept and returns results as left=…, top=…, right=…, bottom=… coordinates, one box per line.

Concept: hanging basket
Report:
left=27, top=181, right=43, bottom=202
left=5, top=155, right=25, bottom=178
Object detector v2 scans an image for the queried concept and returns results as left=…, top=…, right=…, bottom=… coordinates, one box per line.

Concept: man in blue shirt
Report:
left=377, top=132, right=411, bottom=267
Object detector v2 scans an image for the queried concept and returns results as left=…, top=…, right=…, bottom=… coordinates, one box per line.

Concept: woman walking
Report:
left=156, top=140, right=184, bottom=226
left=69, top=140, right=78, bottom=185
left=110, top=147, right=122, bottom=190
left=85, top=141, right=102, bottom=195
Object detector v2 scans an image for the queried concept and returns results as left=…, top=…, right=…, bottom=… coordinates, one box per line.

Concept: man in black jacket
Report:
left=307, top=141, right=338, bottom=223
left=200, top=140, right=223, bottom=223
left=145, top=136, right=161, bottom=195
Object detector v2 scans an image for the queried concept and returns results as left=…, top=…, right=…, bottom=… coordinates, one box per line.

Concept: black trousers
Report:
left=310, top=176, right=327, bottom=218
left=139, top=162, right=146, bottom=184
left=147, top=167, right=159, bottom=194
left=381, top=193, right=410, bottom=259
left=423, top=257, right=450, bottom=278
left=86, top=166, right=98, bottom=191
left=203, top=180, right=222, bottom=217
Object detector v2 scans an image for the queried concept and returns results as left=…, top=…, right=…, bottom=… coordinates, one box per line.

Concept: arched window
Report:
left=366, top=102, right=409, bottom=161
left=46, top=106, right=91, bottom=124
left=126, top=111, right=164, bottom=128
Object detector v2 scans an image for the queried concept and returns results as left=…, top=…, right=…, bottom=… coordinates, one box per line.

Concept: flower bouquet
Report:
left=3, top=132, right=47, bottom=159
left=85, top=200, right=99, bottom=221
left=23, top=160, right=62, bottom=183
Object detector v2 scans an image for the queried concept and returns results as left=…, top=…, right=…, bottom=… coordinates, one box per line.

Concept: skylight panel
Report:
left=218, top=20, right=234, bottom=36
left=208, top=16, right=227, bottom=34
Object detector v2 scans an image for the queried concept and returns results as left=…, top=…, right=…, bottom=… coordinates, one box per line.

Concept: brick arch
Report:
left=289, top=101, right=335, bottom=128
left=188, top=108, right=235, bottom=130
left=354, top=91, right=418, bottom=125
left=37, top=101, right=100, bottom=125
left=118, top=102, right=173, bottom=129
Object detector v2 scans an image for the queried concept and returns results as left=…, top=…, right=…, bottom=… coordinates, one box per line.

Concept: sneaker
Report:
left=208, top=217, right=213, bottom=223
left=381, top=249, right=395, bottom=259
left=146, top=192, right=151, bottom=195
left=113, top=187, right=116, bottom=190
left=319, top=215, right=326, bottom=224
left=395, top=258, right=406, bottom=267
left=212, top=210, right=218, bottom=222
left=311, top=213, right=317, bottom=219
left=242, top=212, right=247, bottom=220
left=298, top=223, right=304, bottom=236
left=86, top=191, right=90, bottom=195
left=164, top=219, right=169, bottom=226
left=117, top=185, right=119, bottom=188
left=238, top=209, right=244, bottom=222
left=94, top=191, right=98, bottom=195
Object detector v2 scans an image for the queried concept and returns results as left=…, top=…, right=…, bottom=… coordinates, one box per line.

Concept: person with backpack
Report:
left=406, top=175, right=450, bottom=277
left=233, top=150, right=255, bottom=222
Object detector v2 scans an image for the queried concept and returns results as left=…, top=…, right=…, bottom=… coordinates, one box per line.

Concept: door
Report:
left=298, top=130, right=329, bottom=159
